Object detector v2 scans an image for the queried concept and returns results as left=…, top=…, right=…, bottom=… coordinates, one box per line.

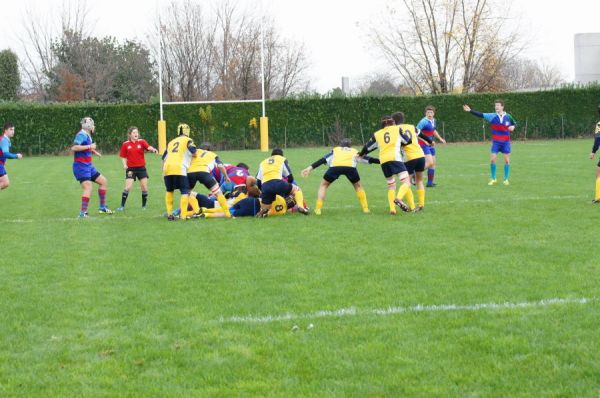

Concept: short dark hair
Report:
left=425, top=105, right=435, bottom=113
left=236, top=162, right=249, bottom=170
left=200, top=142, right=211, bottom=150
left=271, top=148, right=284, bottom=156
left=340, top=138, right=352, bottom=147
left=494, top=99, right=505, bottom=107
left=391, top=112, right=405, bottom=124
left=381, top=115, right=395, bottom=128
left=3, top=122, right=15, bottom=131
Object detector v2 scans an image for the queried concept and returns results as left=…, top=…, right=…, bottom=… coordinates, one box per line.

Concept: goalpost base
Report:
left=260, top=117, right=269, bottom=152
left=158, top=120, right=167, bottom=154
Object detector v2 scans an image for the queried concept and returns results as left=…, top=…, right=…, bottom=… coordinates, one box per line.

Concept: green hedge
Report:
left=1, top=86, right=599, bottom=155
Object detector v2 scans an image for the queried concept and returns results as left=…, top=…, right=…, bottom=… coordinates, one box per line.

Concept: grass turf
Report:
left=1, top=139, right=599, bottom=397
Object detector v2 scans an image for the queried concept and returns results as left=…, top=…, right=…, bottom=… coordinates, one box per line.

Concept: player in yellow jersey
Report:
left=392, top=112, right=433, bottom=212
left=162, top=123, right=196, bottom=220
left=358, top=115, right=413, bottom=215
left=255, top=148, right=308, bottom=217
left=590, top=104, right=600, bottom=203
left=300, top=138, right=379, bottom=215
left=186, top=142, right=232, bottom=218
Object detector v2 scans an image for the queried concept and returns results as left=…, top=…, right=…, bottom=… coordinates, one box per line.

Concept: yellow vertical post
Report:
left=158, top=120, right=167, bottom=154
left=260, top=116, right=269, bottom=152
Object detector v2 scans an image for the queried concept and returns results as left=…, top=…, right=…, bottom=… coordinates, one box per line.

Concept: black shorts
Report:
left=188, top=172, right=218, bottom=191
left=323, top=166, right=360, bottom=184
left=405, top=157, right=426, bottom=174
left=164, top=175, right=189, bottom=194
left=261, top=179, right=293, bottom=205
left=381, top=161, right=407, bottom=178
left=126, top=167, right=149, bottom=181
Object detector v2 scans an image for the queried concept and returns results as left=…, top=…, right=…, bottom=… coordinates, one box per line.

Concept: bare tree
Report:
left=499, top=58, right=565, bottom=91
left=371, top=0, right=523, bottom=94
left=18, top=0, right=92, bottom=99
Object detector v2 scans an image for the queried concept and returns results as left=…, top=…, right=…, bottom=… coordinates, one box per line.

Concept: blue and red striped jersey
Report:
left=73, top=130, right=93, bottom=164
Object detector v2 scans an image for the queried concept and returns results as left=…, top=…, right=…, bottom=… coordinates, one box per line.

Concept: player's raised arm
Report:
left=464, top=104, right=484, bottom=118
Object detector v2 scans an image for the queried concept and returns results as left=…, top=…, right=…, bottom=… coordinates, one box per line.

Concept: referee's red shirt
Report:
left=120, top=139, right=150, bottom=168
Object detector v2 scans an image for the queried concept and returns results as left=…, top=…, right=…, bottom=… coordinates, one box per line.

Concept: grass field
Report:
left=1, top=139, right=599, bottom=397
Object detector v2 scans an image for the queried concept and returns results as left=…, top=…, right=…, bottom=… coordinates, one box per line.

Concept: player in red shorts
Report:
left=117, top=127, right=158, bottom=211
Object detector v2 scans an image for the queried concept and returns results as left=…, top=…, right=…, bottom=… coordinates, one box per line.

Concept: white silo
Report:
left=574, top=33, right=600, bottom=84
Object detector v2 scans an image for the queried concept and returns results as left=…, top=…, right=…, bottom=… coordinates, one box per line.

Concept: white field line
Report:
left=214, top=297, right=594, bottom=324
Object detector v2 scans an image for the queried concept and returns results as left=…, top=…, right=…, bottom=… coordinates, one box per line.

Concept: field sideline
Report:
left=1, top=139, right=599, bottom=397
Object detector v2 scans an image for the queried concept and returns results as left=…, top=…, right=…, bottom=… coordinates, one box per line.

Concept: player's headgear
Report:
left=381, top=115, right=394, bottom=128
left=285, top=195, right=296, bottom=209
left=177, top=123, right=190, bottom=136
left=271, top=148, right=284, bottom=156
left=340, top=138, right=352, bottom=147
left=81, top=117, right=95, bottom=130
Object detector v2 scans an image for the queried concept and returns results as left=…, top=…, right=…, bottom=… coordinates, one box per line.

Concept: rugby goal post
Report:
left=156, top=16, right=269, bottom=154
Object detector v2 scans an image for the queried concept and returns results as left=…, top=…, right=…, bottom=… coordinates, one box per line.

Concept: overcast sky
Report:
left=1, top=0, right=599, bottom=93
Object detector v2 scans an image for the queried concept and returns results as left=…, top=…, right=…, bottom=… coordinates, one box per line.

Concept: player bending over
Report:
left=301, top=138, right=378, bottom=215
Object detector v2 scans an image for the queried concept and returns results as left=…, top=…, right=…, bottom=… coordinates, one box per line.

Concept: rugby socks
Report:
left=217, top=194, right=231, bottom=217
left=165, top=191, right=174, bottom=215
left=179, top=195, right=189, bottom=219
left=404, top=188, right=415, bottom=210
left=387, top=189, right=396, bottom=212
left=427, top=168, right=435, bottom=185
left=80, top=196, right=90, bottom=213
left=490, top=163, right=497, bottom=180
left=188, top=195, right=200, bottom=214
left=294, top=190, right=305, bottom=209
left=504, top=164, right=510, bottom=181
left=315, top=199, right=324, bottom=214
left=356, top=189, right=369, bottom=212
left=596, top=178, right=600, bottom=200
left=121, top=190, right=129, bottom=207
left=141, top=191, right=148, bottom=207
left=396, top=184, right=410, bottom=201
left=417, top=189, right=425, bottom=208
left=98, top=189, right=107, bottom=209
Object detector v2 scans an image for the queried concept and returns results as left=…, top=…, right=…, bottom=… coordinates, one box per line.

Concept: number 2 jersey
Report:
left=162, top=135, right=195, bottom=176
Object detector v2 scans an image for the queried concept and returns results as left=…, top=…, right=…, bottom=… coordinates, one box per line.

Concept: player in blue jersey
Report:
left=590, top=104, right=600, bottom=203
left=0, top=122, right=24, bottom=190
left=71, top=117, right=113, bottom=217
left=416, top=106, right=446, bottom=187
left=463, top=100, right=516, bottom=186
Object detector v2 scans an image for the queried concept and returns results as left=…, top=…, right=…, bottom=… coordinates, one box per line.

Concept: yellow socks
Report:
left=417, top=189, right=425, bottom=208
left=315, top=199, right=323, bottom=215
left=356, top=189, right=369, bottom=213
left=596, top=178, right=600, bottom=200
left=165, top=191, right=174, bottom=215
left=179, top=195, right=189, bottom=219
left=404, top=188, right=415, bottom=210
left=396, top=184, right=410, bottom=201
left=294, top=190, right=305, bottom=209
left=387, top=189, right=396, bottom=212
left=217, top=194, right=231, bottom=217
left=189, top=195, right=200, bottom=214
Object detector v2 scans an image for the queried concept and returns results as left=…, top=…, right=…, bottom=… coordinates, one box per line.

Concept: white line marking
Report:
left=214, top=297, right=594, bottom=324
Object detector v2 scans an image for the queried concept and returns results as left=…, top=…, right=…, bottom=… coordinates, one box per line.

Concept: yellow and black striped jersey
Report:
left=361, top=125, right=409, bottom=163
left=189, top=149, right=219, bottom=173
left=397, top=124, right=425, bottom=161
left=256, top=155, right=292, bottom=183
left=268, top=195, right=288, bottom=216
left=162, top=135, right=195, bottom=176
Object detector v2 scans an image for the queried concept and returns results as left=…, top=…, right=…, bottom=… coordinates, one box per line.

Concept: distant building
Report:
left=574, top=33, right=600, bottom=84
left=341, top=76, right=350, bottom=94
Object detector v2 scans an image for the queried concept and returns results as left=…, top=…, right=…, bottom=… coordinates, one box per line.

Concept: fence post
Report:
left=284, top=126, right=287, bottom=149
left=442, top=121, right=445, bottom=141
left=359, top=123, right=365, bottom=144
left=561, top=114, right=565, bottom=139
left=482, top=121, right=486, bottom=142
left=322, top=124, right=325, bottom=146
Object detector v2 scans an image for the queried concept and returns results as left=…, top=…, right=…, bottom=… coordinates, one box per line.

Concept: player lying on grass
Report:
left=393, top=111, right=433, bottom=212
left=358, top=116, right=413, bottom=215
left=199, top=186, right=297, bottom=218
left=301, top=138, right=378, bottom=215
left=255, top=148, right=309, bottom=217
